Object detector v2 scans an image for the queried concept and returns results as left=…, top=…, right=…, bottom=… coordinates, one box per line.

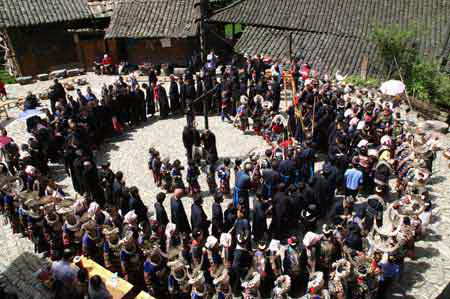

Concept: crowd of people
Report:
left=0, top=53, right=440, bottom=299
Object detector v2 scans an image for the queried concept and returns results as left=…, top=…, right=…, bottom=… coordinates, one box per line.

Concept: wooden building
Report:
left=210, top=0, right=450, bottom=76
left=0, top=0, right=94, bottom=76
left=105, top=0, right=200, bottom=66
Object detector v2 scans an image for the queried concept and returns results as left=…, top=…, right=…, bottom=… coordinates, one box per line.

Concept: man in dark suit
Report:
left=190, top=194, right=209, bottom=236
left=169, top=75, right=181, bottom=114
left=252, top=190, right=267, bottom=242
left=128, top=186, right=147, bottom=222
left=170, top=189, right=191, bottom=235
left=270, top=183, right=290, bottom=240
left=142, top=83, right=155, bottom=117
left=154, top=192, right=169, bottom=227
left=211, top=192, right=224, bottom=239
left=270, top=76, right=281, bottom=112
left=182, top=125, right=194, bottom=161
left=178, top=77, right=187, bottom=111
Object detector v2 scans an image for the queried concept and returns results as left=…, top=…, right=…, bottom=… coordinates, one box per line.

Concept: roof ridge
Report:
left=210, top=0, right=246, bottom=16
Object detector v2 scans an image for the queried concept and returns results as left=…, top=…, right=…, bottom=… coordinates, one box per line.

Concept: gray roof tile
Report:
left=105, top=0, right=198, bottom=39
left=0, top=0, right=92, bottom=28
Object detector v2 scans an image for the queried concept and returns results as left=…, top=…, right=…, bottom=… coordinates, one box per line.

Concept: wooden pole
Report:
left=198, top=0, right=209, bottom=129
left=393, top=56, right=413, bottom=112
left=311, top=95, right=317, bottom=136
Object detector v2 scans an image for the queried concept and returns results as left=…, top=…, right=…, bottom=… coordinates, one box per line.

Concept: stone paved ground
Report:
left=0, top=74, right=449, bottom=298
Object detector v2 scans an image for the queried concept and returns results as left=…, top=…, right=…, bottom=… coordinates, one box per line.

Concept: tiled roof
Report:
left=211, top=0, right=450, bottom=75
left=0, top=0, right=93, bottom=28
left=105, top=0, right=198, bottom=39
left=235, top=26, right=382, bottom=76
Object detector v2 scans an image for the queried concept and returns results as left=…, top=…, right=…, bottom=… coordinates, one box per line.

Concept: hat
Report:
left=211, top=265, right=229, bottom=285
left=254, top=95, right=264, bottom=102
left=27, top=208, right=42, bottom=219
left=375, top=185, right=384, bottom=193
left=65, top=216, right=80, bottom=231
left=368, top=149, right=378, bottom=157
left=45, top=212, right=59, bottom=225
left=287, top=236, right=298, bottom=246
left=237, top=232, right=249, bottom=244
left=220, top=233, right=232, bottom=247
left=124, top=210, right=137, bottom=224
left=240, top=95, right=249, bottom=104
left=257, top=239, right=268, bottom=250
left=103, top=226, right=119, bottom=236
left=241, top=271, right=261, bottom=290
left=268, top=239, right=281, bottom=253
left=357, top=139, right=369, bottom=148
left=343, top=195, right=355, bottom=205
left=273, top=275, right=292, bottom=296
left=165, top=223, right=176, bottom=239
left=303, top=232, right=322, bottom=248
left=262, top=101, right=272, bottom=109
left=322, top=224, right=334, bottom=235
left=205, top=236, right=218, bottom=250
left=332, top=259, right=351, bottom=279
left=82, top=220, right=97, bottom=232
left=308, top=272, right=325, bottom=290
left=25, top=165, right=36, bottom=176
left=188, top=269, right=205, bottom=285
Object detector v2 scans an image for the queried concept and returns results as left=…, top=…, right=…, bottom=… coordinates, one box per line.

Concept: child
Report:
left=217, top=158, right=231, bottom=195
left=206, top=164, right=217, bottom=194
left=186, top=160, right=201, bottom=195
left=160, top=158, right=172, bottom=192
left=171, top=159, right=185, bottom=192
left=151, top=151, right=162, bottom=187
left=271, top=115, right=285, bottom=142
left=148, top=147, right=156, bottom=180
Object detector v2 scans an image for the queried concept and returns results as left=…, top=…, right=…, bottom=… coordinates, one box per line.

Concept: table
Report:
left=134, top=291, right=155, bottom=299
left=80, top=256, right=133, bottom=299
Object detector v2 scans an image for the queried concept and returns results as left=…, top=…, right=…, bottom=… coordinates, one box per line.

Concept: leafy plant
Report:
left=371, top=24, right=450, bottom=107
left=370, top=24, right=420, bottom=80
left=344, top=75, right=380, bottom=88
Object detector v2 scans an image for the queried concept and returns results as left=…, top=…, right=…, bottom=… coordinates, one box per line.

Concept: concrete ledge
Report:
left=67, top=68, right=81, bottom=77
left=49, top=69, right=67, bottom=79
left=16, top=76, right=33, bottom=85
left=36, top=74, right=49, bottom=81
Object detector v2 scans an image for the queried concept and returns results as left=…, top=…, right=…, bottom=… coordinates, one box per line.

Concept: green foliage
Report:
left=0, top=68, right=16, bottom=84
left=409, top=59, right=450, bottom=107
left=371, top=24, right=450, bottom=107
left=370, top=24, right=419, bottom=80
left=344, top=75, right=380, bottom=88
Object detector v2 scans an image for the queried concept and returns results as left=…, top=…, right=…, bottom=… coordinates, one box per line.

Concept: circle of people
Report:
left=0, top=56, right=439, bottom=299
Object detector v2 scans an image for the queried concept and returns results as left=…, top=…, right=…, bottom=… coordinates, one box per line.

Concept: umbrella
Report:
left=0, top=136, right=12, bottom=148
left=380, top=80, right=405, bottom=96
left=19, top=109, right=44, bottom=120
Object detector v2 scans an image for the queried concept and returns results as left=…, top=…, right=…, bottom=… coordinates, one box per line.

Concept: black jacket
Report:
left=211, top=202, right=223, bottom=236
left=191, top=202, right=209, bottom=232
left=170, top=196, right=191, bottom=234
left=154, top=201, right=169, bottom=226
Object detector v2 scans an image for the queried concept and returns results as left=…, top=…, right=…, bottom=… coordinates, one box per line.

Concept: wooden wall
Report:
left=77, top=33, right=118, bottom=70
left=8, top=27, right=80, bottom=76
left=119, top=37, right=197, bottom=66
